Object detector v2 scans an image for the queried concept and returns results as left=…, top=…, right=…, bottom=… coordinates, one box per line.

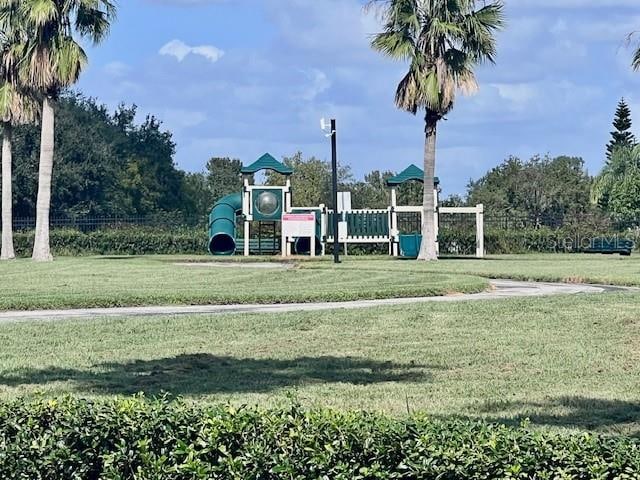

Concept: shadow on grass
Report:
left=437, top=256, right=490, bottom=261
left=475, top=396, right=640, bottom=436
left=95, top=256, right=141, bottom=261
left=0, top=354, right=431, bottom=396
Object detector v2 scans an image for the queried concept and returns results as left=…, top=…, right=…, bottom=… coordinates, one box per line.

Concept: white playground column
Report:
left=319, top=204, right=327, bottom=256
left=390, top=188, right=399, bottom=257
left=285, top=178, right=292, bottom=213
left=243, top=177, right=251, bottom=257
left=244, top=221, right=250, bottom=257
left=438, top=205, right=485, bottom=259
left=284, top=178, right=292, bottom=257
left=434, top=186, right=440, bottom=256
left=476, top=204, right=485, bottom=258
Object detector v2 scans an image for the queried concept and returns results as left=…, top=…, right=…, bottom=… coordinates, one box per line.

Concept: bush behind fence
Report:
left=12, top=227, right=207, bottom=257
left=440, top=227, right=640, bottom=255
left=4, top=214, right=639, bottom=256
left=9, top=213, right=207, bottom=233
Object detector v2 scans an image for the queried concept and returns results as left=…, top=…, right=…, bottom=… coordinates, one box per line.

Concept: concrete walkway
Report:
left=0, top=280, right=633, bottom=324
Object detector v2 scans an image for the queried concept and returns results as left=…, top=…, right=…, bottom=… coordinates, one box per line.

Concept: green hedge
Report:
left=1, top=397, right=639, bottom=479
left=439, top=227, right=640, bottom=255
left=13, top=227, right=207, bottom=256
left=8, top=226, right=640, bottom=257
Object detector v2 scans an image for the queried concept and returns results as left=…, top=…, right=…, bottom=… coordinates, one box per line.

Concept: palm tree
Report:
left=370, top=0, right=504, bottom=260
left=0, top=0, right=116, bottom=261
left=0, top=19, right=38, bottom=260
left=592, top=144, right=640, bottom=210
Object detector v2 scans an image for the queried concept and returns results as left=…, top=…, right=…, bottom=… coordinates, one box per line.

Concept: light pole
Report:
left=321, top=118, right=341, bottom=264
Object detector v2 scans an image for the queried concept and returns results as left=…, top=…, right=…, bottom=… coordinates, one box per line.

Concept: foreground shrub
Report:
left=1, top=397, right=639, bottom=479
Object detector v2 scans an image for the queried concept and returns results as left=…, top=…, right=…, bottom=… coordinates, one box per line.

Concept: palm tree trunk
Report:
left=32, top=96, right=55, bottom=262
left=1, top=123, right=15, bottom=260
left=418, top=113, right=439, bottom=261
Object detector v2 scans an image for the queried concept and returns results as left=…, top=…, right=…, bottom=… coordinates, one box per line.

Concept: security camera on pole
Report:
left=321, top=118, right=341, bottom=264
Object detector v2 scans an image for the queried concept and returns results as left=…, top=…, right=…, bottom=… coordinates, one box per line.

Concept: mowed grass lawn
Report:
left=0, top=256, right=489, bottom=310
left=430, top=253, right=640, bottom=286
left=1, top=253, right=640, bottom=310
left=303, top=253, right=640, bottom=286
left=0, top=292, right=639, bottom=435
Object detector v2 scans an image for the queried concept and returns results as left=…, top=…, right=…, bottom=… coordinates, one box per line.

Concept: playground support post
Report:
left=476, top=204, right=485, bottom=258
left=330, top=119, right=341, bottom=264
left=243, top=177, right=250, bottom=257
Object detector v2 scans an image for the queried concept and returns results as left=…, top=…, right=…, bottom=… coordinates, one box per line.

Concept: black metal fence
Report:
left=439, top=213, right=640, bottom=232
left=394, top=211, right=640, bottom=233
left=7, top=214, right=207, bottom=233
left=4, top=212, right=640, bottom=235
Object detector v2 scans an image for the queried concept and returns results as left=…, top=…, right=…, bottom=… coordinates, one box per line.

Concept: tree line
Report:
left=9, top=94, right=190, bottom=219
left=204, top=95, right=640, bottom=227
left=3, top=91, right=640, bottom=234
left=436, top=98, right=640, bottom=226
left=0, top=93, right=426, bottom=220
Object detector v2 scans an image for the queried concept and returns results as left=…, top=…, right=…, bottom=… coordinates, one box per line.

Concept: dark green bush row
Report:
left=1, top=397, right=640, bottom=479
left=440, top=227, right=640, bottom=255
left=9, top=226, right=639, bottom=257
left=13, top=227, right=207, bottom=256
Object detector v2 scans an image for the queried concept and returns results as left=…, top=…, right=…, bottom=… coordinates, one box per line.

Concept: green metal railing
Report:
left=327, top=210, right=390, bottom=238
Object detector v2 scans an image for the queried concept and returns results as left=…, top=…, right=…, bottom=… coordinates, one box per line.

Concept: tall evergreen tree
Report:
left=606, top=98, right=636, bottom=161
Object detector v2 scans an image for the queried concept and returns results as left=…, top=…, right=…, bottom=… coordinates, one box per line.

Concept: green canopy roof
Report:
left=386, top=164, right=440, bottom=186
left=241, top=153, right=293, bottom=175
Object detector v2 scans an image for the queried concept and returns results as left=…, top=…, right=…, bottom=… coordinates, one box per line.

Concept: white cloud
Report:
left=103, top=61, right=130, bottom=77
left=160, top=108, right=208, bottom=129
left=297, top=69, right=331, bottom=101
left=266, top=0, right=381, bottom=63
left=159, top=39, right=224, bottom=63
left=491, top=82, right=538, bottom=109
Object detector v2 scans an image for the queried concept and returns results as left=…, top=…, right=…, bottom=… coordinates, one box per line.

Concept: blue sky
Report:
left=78, top=0, right=640, bottom=196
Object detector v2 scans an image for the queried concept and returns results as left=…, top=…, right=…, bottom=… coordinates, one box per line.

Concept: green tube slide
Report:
left=208, top=192, right=243, bottom=255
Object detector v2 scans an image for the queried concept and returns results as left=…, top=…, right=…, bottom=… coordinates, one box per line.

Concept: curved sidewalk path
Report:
left=0, top=280, right=635, bottom=324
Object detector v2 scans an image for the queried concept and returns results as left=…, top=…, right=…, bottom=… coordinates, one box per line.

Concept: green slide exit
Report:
left=208, top=192, right=243, bottom=255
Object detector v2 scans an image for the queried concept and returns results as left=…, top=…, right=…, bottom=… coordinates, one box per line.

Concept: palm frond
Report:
left=1, top=0, right=116, bottom=96
left=0, top=4, right=39, bottom=125
left=75, top=0, right=116, bottom=44
left=372, top=31, right=415, bottom=60
left=21, top=0, right=58, bottom=27
left=633, top=44, right=640, bottom=72
left=371, top=0, right=504, bottom=116
left=0, top=81, right=39, bottom=124
left=52, top=35, right=87, bottom=85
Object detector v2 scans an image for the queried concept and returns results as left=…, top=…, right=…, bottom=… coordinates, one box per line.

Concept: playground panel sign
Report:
left=282, top=213, right=316, bottom=237
left=282, top=213, right=317, bottom=257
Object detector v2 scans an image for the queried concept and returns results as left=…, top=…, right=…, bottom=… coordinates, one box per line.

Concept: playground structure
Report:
left=208, top=153, right=485, bottom=258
